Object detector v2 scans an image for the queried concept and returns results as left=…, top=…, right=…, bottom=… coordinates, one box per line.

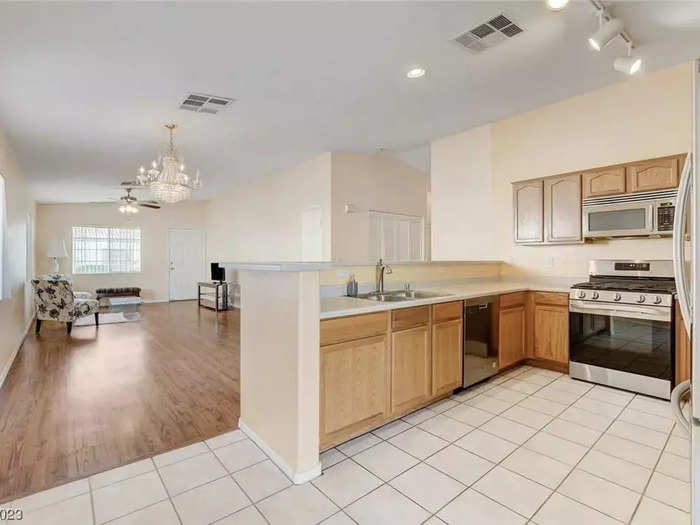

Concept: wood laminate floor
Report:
left=0, top=301, right=240, bottom=503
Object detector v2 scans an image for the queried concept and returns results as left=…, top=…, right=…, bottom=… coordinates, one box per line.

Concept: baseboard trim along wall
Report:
left=239, top=419, right=322, bottom=484
left=0, top=315, right=35, bottom=390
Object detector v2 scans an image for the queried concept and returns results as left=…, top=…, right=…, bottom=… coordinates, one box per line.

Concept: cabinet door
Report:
left=432, top=319, right=463, bottom=397
left=544, top=173, right=582, bottom=243
left=582, top=166, right=626, bottom=198
left=626, top=156, right=679, bottom=193
left=498, top=306, right=525, bottom=368
left=513, top=180, right=544, bottom=244
left=533, top=305, right=569, bottom=364
left=320, top=335, right=388, bottom=449
left=391, top=326, right=431, bottom=415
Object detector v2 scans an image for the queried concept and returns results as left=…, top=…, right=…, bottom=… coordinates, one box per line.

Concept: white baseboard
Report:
left=238, top=419, right=321, bottom=484
left=141, top=299, right=170, bottom=304
left=0, top=315, right=34, bottom=390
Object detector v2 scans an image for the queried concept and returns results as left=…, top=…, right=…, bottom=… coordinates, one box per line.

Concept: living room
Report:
left=1, top=3, right=700, bottom=525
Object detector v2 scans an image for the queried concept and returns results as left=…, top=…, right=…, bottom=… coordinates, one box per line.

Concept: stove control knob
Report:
left=592, top=292, right=599, bottom=300
left=637, top=295, right=646, bottom=303
left=614, top=293, right=622, bottom=301
left=654, top=296, right=663, bottom=305
left=577, top=291, right=586, bottom=299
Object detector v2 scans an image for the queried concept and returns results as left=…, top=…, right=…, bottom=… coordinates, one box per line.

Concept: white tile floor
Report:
left=1, top=366, right=690, bottom=525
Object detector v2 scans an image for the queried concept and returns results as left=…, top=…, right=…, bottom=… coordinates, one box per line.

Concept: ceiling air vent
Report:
left=453, top=13, right=525, bottom=54
left=179, top=93, right=234, bottom=114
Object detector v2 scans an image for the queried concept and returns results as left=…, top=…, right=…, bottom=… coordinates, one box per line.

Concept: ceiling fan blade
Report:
left=121, top=181, right=145, bottom=187
left=140, top=200, right=159, bottom=205
left=138, top=203, right=161, bottom=209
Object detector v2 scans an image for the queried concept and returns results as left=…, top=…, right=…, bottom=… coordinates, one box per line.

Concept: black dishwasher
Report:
left=463, top=296, right=499, bottom=388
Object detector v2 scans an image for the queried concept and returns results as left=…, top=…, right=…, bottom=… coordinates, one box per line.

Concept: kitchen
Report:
left=222, top=61, right=695, bottom=524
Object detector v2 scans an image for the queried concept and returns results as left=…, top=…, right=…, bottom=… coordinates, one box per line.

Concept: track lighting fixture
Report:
left=588, top=17, right=624, bottom=51
left=614, top=43, right=642, bottom=75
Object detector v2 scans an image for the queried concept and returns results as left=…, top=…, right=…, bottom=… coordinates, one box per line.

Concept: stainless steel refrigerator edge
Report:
left=669, top=59, right=698, bottom=523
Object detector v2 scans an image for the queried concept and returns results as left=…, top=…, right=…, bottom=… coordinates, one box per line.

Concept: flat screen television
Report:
left=211, top=262, right=225, bottom=283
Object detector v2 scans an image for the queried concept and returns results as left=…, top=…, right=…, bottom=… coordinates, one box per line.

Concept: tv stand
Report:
left=197, top=281, right=228, bottom=312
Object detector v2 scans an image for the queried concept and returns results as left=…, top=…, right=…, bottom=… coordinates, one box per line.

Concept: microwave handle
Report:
left=673, top=153, right=693, bottom=335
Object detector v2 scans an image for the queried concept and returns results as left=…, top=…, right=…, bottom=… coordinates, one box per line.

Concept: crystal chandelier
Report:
left=138, top=124, right=201, bottom=204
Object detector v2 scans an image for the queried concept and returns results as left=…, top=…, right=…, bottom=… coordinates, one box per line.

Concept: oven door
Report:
left=569, top=300, right=673, bottom=399
left=583, top=200, right=654, bottom=238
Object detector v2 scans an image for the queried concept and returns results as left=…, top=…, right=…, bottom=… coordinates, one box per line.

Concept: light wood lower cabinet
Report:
left=391, top=325, right=431, bottom=416
left=533, top=305, right=569, bottom=363
left=320, top=302, right=465, bottom=450
left=432, top=318, right=463, bottom=397
left=499, top=294, right=526, bottom=368
left=319, top=334, right=388, bottom=450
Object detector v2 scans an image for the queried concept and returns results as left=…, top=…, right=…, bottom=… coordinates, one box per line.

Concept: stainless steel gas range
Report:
left=569, top=259, right=675, bottom=400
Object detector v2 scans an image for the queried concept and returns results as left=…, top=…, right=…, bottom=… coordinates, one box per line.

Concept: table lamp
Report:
left=47, top=238, right=68, bottom=274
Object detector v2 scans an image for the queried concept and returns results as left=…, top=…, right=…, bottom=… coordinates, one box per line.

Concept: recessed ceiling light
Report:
left=545, top=0, right=569, bottom=10
left=588, top=18, right=624, bottom=51
left=406, top=67, right=426, bottom=79
left=614, top=56, right=643, bottom=75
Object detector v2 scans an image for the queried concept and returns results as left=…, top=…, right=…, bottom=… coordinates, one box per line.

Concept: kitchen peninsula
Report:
left=224, top=261, right=584, bottom=483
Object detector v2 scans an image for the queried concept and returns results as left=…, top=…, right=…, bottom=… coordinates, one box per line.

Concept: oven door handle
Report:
left=569, top=300, right=671, bottom=322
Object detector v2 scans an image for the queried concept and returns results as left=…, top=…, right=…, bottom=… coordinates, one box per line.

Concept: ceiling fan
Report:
left=114, top=185, right=161, bottom=214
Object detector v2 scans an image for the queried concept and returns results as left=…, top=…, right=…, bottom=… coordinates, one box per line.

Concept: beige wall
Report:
left=431, top=123, right=497, bottom=261
left=331, top=152, right=428, bottom=264
left=431, top=62, right=693, bottom=277
left=36, top=201, right=207, bottom=301
left=205, top=153, right=332, bottom=265
left=0, top=121, right=35, bottom=383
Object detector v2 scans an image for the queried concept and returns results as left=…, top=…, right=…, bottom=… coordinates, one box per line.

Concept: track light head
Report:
left=614, top=56, right=642, bottom=75
left=588, top=18, right=624, bottom=51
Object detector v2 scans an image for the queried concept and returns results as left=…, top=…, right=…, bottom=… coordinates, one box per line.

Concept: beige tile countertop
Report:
left=320, top=276, right=583, bottom=319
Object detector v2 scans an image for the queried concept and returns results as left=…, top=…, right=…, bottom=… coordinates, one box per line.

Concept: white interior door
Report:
left=168, top=229, right=205, bottom=301
left=24, top=212, right=34, bottom=325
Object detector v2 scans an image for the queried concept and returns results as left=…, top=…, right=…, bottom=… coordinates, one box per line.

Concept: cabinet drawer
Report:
left=500, top=292, right=526, bottom=309
left=321, top=312, right=388, bottom=346
left=533, top=291, right=569, bottom=307
left=432, top=301, right=463, bottom=323
left=392, top=306, right=429, bottom=331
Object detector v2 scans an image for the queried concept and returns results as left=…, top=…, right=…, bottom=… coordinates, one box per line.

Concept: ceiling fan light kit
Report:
left=138, top=124, right=202, bottom=204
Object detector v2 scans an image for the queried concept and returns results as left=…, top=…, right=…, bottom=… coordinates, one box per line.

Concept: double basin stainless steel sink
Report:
left=357, top=290, right=452, bottom=302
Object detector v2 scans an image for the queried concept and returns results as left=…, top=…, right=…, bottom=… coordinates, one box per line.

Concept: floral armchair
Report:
left=31, top=276, right=100, bottom=334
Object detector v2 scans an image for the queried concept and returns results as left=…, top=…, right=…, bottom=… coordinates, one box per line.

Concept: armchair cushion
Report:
left=32, top=277, right=100, bottom=323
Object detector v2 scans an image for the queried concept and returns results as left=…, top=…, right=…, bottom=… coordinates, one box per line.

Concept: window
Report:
left=72, top=226, right=141, bottom=274
left=369, top=211, right=424, bottom=263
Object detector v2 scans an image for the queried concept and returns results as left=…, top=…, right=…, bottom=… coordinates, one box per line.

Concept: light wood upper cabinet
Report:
left=626, top=156, right=679, bottom=193
left=391, top=325, right=431, bottom=416
left=544, top=173, right=582, bottom=243
left=582, top=166, right=626, bottom=198
left=432, top=318, right=462, bottom=397
left=320, top=334, right=388, bottom=449
left=513, top=180, right=544, bottom=244
left=498, top=294, right=525, bottom=369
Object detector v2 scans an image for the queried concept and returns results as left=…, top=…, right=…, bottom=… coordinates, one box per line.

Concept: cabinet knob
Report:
left=614, top=293, right=622, bottom=301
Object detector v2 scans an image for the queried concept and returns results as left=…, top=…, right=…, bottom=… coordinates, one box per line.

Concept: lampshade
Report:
left=47, top=238, right=69, bottom=259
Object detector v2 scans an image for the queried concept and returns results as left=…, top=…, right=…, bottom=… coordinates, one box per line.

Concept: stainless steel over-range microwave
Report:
left=582, top=189, right=676, bottom=239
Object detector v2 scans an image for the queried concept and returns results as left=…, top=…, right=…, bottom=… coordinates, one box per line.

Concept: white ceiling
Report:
left=0, top=2, right=699, bottom=203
